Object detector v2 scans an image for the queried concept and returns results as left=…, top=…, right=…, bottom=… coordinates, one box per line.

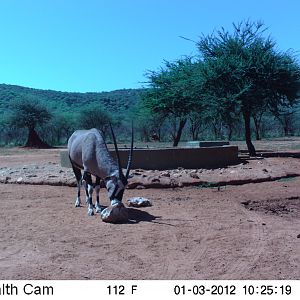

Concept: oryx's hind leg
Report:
left=95, top=176, right=102, bottom=213
left=83, top=172, right=94, bottom=216
left=81, top=176, right=89, bottom=204
left=71, top=164, right=82, bottom=207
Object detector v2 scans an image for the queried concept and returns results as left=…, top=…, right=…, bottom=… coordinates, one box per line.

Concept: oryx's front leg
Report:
left=95, top=176, right=102, bottom=213
left=83, top=172, right=94, bottom=216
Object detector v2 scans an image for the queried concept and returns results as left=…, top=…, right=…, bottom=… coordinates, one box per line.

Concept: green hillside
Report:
left=0, top=83, right=144, bottom=145
left=0, top=82, right=299, bottom=147
left=0, top=83, right=142, bottom=116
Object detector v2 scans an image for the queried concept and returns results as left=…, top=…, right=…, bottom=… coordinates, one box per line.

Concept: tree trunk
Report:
left=157, top=128, right=161, bottom=142
left=189, top=120, right=199, bottom=141
left=227, top=123, right=233, bottom=141
left=243, top=111, right=256, bottom=156
left=252, top=115, right=261, bottom=140
left=283, top=125, right=289, bottom=136
left=25, top=127, right=51, bottom=148
left=140, top=126, right=150, bottom=142
left=173, top=118, right=187, bottom=147
left=192, top=130, right=198, bottom=141
left=190, top=124, right=198, bottom=141
left=283, top=116, right=292, bottom=136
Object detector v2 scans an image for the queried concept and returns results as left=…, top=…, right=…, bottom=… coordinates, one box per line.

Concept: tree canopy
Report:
left=143, top=58, right=204, bottom=146
left=78, top=105, right=114, bottom=137
left=197, top=20, right=300, bottom=155
left=7, top=97, right=52, bottom=147
left=142, top=21, right=300, bottom=151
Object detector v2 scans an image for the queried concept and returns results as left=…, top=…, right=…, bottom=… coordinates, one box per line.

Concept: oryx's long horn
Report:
left=109, top=122, right=122, bottom=176
left=125, top=122, right=134, bottom=179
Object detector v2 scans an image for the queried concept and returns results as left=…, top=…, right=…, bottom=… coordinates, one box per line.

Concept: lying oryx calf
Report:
left=67, top=125, right=133, bottom=222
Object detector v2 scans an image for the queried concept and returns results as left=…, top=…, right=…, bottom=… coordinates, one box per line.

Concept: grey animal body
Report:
left=68, top=129, right=118, bottom=177
left=68, top=127, right=133, bottom=216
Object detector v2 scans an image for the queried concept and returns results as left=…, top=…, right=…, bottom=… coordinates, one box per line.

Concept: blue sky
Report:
left=0, top=0, right=300, bottom=92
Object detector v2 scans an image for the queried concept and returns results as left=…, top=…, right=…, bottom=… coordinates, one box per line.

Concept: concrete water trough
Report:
left=185, top=141, right=230, bottom=148
left=60, top=145, right=239, bottom=170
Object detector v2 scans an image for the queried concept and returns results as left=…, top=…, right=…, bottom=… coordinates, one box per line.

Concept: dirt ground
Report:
left=0, top=146, right=299, bottom=280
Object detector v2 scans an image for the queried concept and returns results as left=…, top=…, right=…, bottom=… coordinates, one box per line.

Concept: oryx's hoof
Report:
left=95, top=205, right=103, bottom=213
left=87, top=208, right=94, bottom=216
left=75, top=198, right=81, bottom=207
left=100, top=203, right=128, bottom=223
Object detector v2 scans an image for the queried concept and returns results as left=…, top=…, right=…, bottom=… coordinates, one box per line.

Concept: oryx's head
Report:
left=105, top=123, right=133, bottom=203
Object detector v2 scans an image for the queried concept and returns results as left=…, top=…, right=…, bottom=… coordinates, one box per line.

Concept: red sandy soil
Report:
left=0, top=147, right=299, bottom=279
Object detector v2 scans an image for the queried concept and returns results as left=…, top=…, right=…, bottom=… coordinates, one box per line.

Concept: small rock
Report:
left=133, top=172, right=142, bottom=176
left=101, top=203, right=128, bottom=223
left=17, top=177, right=23, bottom=183
left=136, top=185, right=146, bottom=190
left=173, top=174, right=182, bottom=178
left=262, top=223, right=266, bottom=226
left=161, top=171, right=170, bottom=177
left=297, top=234, right=300, bottom=238
left=127, top=197, right=152, bottom=207
left=151, top=177, right=160, bottom=183
left=241, top=200, right=251, bottom=206
left=190, top=172, right=199, bottom=179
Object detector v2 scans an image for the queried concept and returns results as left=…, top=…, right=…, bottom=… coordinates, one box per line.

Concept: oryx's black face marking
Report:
left=106, top=176, right=128, bottom=202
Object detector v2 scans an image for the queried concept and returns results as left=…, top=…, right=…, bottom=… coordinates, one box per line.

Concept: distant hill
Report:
left=0, top=83, right=143, bottom=117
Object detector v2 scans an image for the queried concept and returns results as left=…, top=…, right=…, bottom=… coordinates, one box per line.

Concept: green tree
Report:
left=77, top=105, right=113, bottom=137
left=143, top=58, right=203, bottom=146
left=42, top=112, right=76, bottom=145
left=188, top=111, right=208, bottom=141
left=135, top=106, right=166, bottom=142
left=8, top=97, right=52, bottom=148
left=197, top=20, right=300, bottom=155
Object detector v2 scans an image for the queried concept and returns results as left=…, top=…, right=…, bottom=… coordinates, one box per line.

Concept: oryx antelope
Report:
left=67, top=125, right=133, bottom=218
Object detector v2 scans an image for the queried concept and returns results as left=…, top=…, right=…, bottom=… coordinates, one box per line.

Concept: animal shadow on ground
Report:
left=127, top=207, right=160, bottom=224
left=98, top=206, right=165, bottom=225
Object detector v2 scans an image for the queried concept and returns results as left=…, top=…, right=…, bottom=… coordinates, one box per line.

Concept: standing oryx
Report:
left=67, top=124, right=133, bottom=222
